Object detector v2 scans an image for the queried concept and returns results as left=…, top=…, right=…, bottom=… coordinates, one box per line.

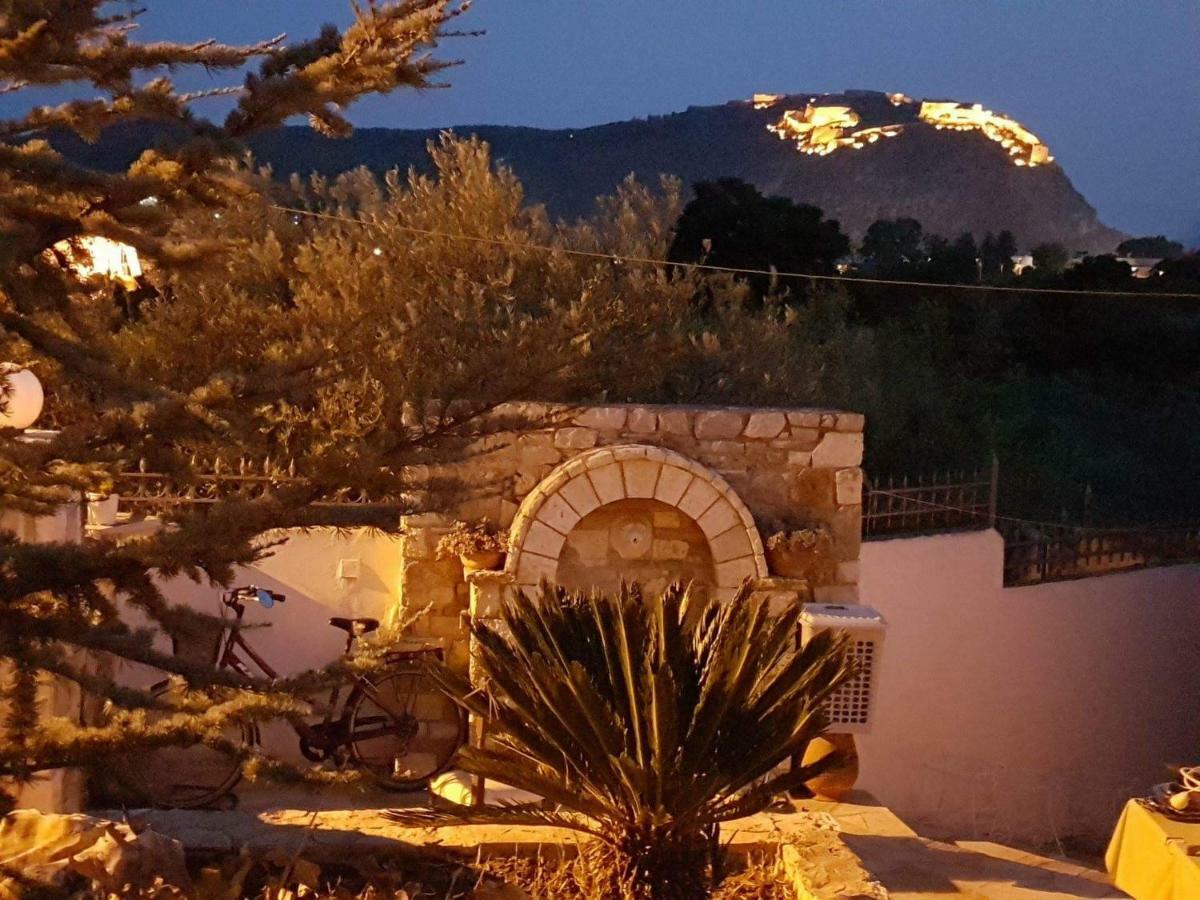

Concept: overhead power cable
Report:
left=270, top=203, right=1200, bottom=301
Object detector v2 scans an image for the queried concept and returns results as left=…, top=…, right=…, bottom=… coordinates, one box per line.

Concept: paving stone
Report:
left=744, top=411, right=787, bottom=439
left=657, top=410, right=692, bottom=435
left=835, top=467, right=864, bottom=506
left=787, top=411, right=824, bottom=428
left=586, top=464, right=625, bottom=505
left=811, top=432, right=864, bottom=468
left=714, top=555, right=758, bottom=587
left=534, top=492, right=580, bottom=533
left=626, top=407, right=658, bottom=433
left=654, top=465, right=694, bottom=506
left=698, top=500, right=742, bottom=538
left=558, top=474, right=602, bottom=517
left=553, top=427, right=598, bottom=450
left=708, top=526, right=753, bottom=562
left=677, top=477, right=721, bottom=520
left=694, top=410, right=746, bottom=439
left=621, top=459, right=661, bottom=498
left=836, top=412, right=866, bottom=432
left=522, top=521, right=565, bottom=558
left=573, top=406, right=627, bottom=431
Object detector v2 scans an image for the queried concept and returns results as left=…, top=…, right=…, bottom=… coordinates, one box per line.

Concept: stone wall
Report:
left=556, top=499, right=715, bottom=597
left=397, top=403, right=865, bottom=661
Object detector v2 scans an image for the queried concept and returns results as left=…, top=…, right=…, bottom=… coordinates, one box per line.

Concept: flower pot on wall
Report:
left=86, top=494, right=120, bottom=527
left=766, top=546, right=822, bottom=578
left=460, top=550, right=505, bottom=573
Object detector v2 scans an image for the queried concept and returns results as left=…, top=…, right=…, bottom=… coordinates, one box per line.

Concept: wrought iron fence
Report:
left=1001, top=523, right=1200, bottom=586
left=109, top=458, right=404, bottom=515
left=862, top=459, right=998, bottom=539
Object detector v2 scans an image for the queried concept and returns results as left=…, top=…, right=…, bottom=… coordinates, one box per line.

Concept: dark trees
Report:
left=1031, top=242, right=1070, bottom=275
left=1116, top=235, right=1185, bottom=259
left=860, top=218, right=925, bottom=276
left=668, top=178, right=848, bottom=296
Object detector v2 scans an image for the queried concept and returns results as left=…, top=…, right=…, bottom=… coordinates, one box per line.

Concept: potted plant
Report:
left=765, top=520, right=832, bottom=578
left=437, top=520, right=508, bottom=572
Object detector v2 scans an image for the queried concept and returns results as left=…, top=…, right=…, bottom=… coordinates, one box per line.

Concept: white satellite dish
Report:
left=0, top=368, right=44, bottom=430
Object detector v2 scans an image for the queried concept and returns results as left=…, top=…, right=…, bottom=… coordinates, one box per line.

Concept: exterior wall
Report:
left=145, top=528, right=403, bottom=762
left=0, top=505, right=87, bottom=812
left=857, top=528, right=1200, bottom=848
left=398, top=403, right=865, bottom=653
left=125, top=403, right=864, bottom=789
left=555, top=499, right=716, bottom=597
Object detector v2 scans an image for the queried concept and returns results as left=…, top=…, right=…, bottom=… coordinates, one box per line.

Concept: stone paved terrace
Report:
left=104, top=789, right=1125, bottom=898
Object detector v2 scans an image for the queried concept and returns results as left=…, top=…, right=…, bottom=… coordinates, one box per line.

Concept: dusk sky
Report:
left=97, top=2, right=1200, bottom=244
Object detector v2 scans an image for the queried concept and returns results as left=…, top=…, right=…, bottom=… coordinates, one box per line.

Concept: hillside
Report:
left=56, top=90, right=1125, bottom=251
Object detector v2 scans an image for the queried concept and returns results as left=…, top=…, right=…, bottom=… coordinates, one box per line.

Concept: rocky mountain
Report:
left=58, top=90, right=1125, bottom=252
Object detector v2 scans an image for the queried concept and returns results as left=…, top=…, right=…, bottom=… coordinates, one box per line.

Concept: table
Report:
left=1106, top=799, right=1200, bottom=900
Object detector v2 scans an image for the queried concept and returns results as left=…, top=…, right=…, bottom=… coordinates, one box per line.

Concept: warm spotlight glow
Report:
left=761, top=92, right=1051, bottom=166
left=751, top=93, right=784, bottom=109
left=917, top=101, right=1051, bottom=167
left=50, top=235, right=142, bottom=287
left=767, top=104, right=903, bottom=157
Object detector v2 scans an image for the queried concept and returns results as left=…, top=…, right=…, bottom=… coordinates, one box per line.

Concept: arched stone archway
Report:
left=506, top=444, right=768, bottom=595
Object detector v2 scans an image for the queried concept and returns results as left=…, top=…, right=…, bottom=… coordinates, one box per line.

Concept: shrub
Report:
left=389, top=582, right=854, bottom=899
left=435, top=520, right=508, bottom=558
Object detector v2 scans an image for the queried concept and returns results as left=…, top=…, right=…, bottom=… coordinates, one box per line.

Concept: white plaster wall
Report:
left=143, top=528, right=403, bottom=761
left=0, top=505, right=87, bottom=812
left=857, top=528, right=1200, bottom=849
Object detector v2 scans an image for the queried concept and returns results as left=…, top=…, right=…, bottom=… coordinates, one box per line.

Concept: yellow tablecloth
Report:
left=1106, top=799, right=1200, bottom=900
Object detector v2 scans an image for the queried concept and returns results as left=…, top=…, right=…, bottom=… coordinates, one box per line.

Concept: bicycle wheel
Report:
left=115, top=680, right=254, bottom=809
left=346, top=664, right=467, bottom=790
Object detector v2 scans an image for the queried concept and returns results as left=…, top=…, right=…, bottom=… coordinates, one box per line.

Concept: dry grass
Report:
left=61, top=848, right=795, bottom=898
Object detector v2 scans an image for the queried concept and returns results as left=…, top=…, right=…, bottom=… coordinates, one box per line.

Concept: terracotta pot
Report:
left=766, top=545, right=821, bottom=578
left=800, top=733, right=859, bottom=800
left=460, top=550, right=505, bottom=573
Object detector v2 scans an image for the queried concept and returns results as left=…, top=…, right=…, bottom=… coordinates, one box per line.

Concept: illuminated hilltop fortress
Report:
left=756, top=92, right=1053, bottom=167
left=766, top=104, right=901, bottom=156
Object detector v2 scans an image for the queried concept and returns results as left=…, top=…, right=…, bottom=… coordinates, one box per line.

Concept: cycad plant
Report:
left=388, top=582, right=855, bottom=899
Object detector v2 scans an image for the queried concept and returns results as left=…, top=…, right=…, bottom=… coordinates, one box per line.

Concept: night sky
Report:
left=34, top=2, right=1200, bottom=243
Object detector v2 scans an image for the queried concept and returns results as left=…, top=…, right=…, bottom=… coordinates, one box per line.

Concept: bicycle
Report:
left=121, top=585, right=467, bottom=809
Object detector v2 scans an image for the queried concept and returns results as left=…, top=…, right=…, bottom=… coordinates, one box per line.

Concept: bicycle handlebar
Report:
left=224, top=586, right=286, bottom=608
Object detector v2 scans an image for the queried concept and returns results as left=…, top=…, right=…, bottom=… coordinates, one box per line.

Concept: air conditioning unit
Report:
left=800, top=603, right=886, bottom=734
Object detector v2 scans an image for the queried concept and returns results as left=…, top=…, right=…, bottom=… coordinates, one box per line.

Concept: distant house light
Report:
left=50, top=235, right=142, bottom=288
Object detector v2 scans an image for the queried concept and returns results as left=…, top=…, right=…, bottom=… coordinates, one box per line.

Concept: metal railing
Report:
left=862, top=458, right=998, bottom=539
left=1001, top=522, right=1200, bottom=586
left=110, top=458, right=404, bottom=513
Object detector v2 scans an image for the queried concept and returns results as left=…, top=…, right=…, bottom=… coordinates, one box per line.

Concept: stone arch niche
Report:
left=505, top=444, right=768, bottom=598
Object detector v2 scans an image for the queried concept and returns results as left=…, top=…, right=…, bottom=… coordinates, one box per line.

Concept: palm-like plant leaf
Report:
left=388, top=581, right=855, bottom=897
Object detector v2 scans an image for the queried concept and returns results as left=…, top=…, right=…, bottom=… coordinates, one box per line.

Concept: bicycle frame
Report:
left=213, top=591, right=439, bottom=756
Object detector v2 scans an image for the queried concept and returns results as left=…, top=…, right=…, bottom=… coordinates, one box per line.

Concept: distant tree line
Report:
left=667, top=178, right=1200, bottom=522
left=668, top=177, right=1200, bottom=294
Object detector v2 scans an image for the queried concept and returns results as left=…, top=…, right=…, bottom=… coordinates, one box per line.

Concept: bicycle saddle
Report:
left=328, top=617, right=380, bottom=635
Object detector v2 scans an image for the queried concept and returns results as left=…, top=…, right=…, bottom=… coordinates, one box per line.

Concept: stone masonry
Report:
left=396, top=403, right=865, bottom=669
